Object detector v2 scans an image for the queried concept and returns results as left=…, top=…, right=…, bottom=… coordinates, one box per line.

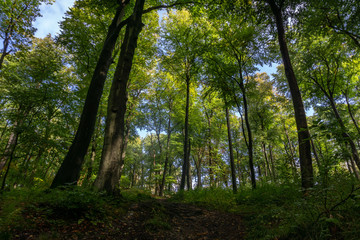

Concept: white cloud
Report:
left=34, top=0, right=75, bottom=38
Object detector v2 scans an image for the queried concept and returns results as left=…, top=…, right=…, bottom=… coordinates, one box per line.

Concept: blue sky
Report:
left=34, top=0, right=75, bottom=38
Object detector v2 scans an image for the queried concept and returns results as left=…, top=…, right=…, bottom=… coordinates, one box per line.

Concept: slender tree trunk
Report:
left=328, top=97, right=360, bottom=170
left=51, top=1, right=130, bottom=188
left=0, top=130, right=19, bottom=175
left=240, top=79, right=256, bottom=189
left=269, top=144, right=276, bottom=181
left=225, top=104, right=237, bottom=193
left=187, top=138, right=192, bottom=190
left=0, top=32, right=10, bottom=70
left=1, top=135, right=18, bottom=191
left=257, top=164, right=262, bottom=178
left=193, top=151, right=203, bottom=188
left=180, top=76, right=191, bottom=190
left=236, top=149, right=243, bottom=186
left=159, top=107, right=172, bottom=196
left=283, top=124, right=298, bottom=177
left=168, top=162, right=172, bottom=192
left=350, top=156, right=360, bottom=180
left=93, top=0, right=145, bottom=194
left=344, top=91, right=360, bottom=136
left=0, top=122, right=9, bottom=144
left=262, top=143, right=272, bottom=179
left=204, top=107, right=214, bottom=187
left=267, top=0, right=314, bottom=189
left=140, top=161, right=145, bottom=188
left=0, top=113, right=25, bottom=175
left=311, top=138, right=321, bottom=169
left=233, top=92, right=255, bottom=188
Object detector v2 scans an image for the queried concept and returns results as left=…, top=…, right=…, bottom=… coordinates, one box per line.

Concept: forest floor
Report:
left=4, top=182, right=360, bottom=239
left=5, top=196, right=246, bottom=240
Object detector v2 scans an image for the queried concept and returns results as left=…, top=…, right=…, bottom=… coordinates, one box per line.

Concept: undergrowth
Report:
left=235, top=176, right=360, bottom=240
left=1, top=176, right=360, bottom=240
left=171, top=188, right=236, bottom=211
left=169, top=175, right=360, bottom=240
left=0, top=187, right=151, bottom=239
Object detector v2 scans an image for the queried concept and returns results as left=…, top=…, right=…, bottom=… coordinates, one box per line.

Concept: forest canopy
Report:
left=0, top=0, right=360, bottom=206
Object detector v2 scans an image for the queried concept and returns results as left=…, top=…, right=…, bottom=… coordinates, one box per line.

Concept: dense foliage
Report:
left=1, top=0, right=360, bottom=239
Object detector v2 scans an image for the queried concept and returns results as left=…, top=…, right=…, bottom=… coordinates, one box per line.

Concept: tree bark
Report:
left=180, top=75, right=191, bottom=190
left=328, top=97, right=360, bottom=170
left=225, top=104, right=237, bottom=193
left=51, top=1, right=130, bottom=188
left=1, top=134, right=18, bottom=191
left=269, top=144, right=276, bottom=181
left=159, top=102, right=173, bottom=196
left=233, top=88, right=255, bottom=188
left=187, top=138, right=192, bottom=190
left=344, top=91, right=360, bottom=136
left=93, top=0, right=145, bottom=194
left=204, top=105, right=214, bottom=186
left=267, top=0, right=314, bottom=189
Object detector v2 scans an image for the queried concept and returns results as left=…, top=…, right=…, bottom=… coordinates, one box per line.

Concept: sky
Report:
left=34, top=0, right=75, bottom=38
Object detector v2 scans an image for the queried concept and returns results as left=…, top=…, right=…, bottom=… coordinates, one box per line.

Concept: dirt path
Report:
left=112, top=199, right=246, bottom=240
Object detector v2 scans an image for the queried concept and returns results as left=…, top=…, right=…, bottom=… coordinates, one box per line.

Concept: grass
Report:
left=171, top=187, right=236, bottom=211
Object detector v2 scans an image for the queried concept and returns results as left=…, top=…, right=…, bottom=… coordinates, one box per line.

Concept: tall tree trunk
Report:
left=51, top=1, right=130, bottom=188
left=328, top=97, right=360, bottom=170
left=204, top=106, right=214, bottom=186
left=168, top=162, right=172, bottom=192
left=180, top=76, right=191, bottom=190
left=262, top=143, right=272, bottom=179
left=310, top=139, right=321, bottom=169
left=0, top=117, right=23, bottom=175
left=236, top=149, right=243, bottom=186
left=233, top=92, right=255, bottom=188
left=0, top=31, right=11, bottom=70
left=159, top=106, right=172, bottom=196
left=344, top=91, right=360, bottom=136
left=187, top=138, right=192, bottom=190
left=193, top=151, right=203, bottom=189
left=93, top=0, right=145, bottom=194
left=240, top=79, right=256, bottom=189
left=350, top=156, right=360, bottom=180
left=267, top=0, right=314, bottom=189
left=269, top=144, right=276, bottom=182
left=0, top=130, right=19, bottom=175
left=1, top=134, right=18, bottom=191
left=283, top=123, right=298, bottom=178
left=225, top=104, right=237, bottom=193
left=0, top=122, right=9, bottom=144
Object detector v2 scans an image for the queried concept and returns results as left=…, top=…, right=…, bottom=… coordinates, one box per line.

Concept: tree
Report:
left=160, top=9, right=206, bottom=190
left=93, top=0, right=146, bottom=193
left=295, top=34, right=360, bottom=171
left=265, top=0, right=314, bottom=189
left=0, top=36, right=77, bottom=188
left=50, top=0, right=131, bottom=188
left=0, top=0, right=53, bottom=69
left=51, top=0, right=198, bottom=190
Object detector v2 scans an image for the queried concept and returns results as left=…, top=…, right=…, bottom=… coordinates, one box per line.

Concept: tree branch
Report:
left=143, top=1, right=198, bottom=14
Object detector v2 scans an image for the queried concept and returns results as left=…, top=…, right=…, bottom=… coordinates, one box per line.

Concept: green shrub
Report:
left=171, top=188, right=236, bottom=211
